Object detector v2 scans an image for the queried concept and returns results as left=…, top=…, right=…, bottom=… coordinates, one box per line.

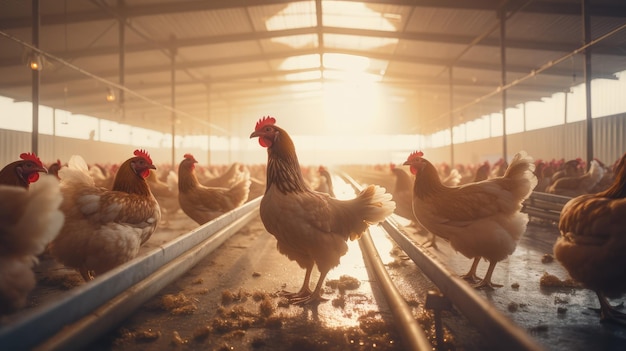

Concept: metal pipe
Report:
left=341, top=173, right=434, bottom=350
left=0, top=31, right=230, bottom=136
left=426, top=20, right=626, bottom=127
left=35, top=210, right=258, bottom=351
left=0, top=198, right=261, bottom=350
left=360, top=228, right=433, bottom=351
left=381, top=217, right=544, bottom=351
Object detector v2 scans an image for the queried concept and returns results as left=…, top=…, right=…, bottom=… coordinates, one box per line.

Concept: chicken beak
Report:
left=249, top=131, right=259, bottom=139
left=149, top=164, right=157, bottom=170
left=402, top=161, right=410, bottom=166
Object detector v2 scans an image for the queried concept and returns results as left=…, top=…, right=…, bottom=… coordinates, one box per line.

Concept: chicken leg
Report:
left=281, top=266, right=313, bottom=300
left=471, top=260, right=503, bottom=290
left=290, top=269, right=330, bottom=305
left=596, top=292, right=626, bottom=325
left=460, top=257, right=481, bottom=283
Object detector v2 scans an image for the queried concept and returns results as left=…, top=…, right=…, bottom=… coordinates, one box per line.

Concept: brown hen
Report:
left=177, top=154, right=250, bottom=225
left=250, top=116, right=395, bottom=305
left=403, top=150, right=537, bottom=289
left=49, top=150, right=161, bottom=281
left=554, top=151, right=626, bottom=325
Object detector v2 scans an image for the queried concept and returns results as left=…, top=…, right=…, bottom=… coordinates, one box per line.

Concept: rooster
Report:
left=0, top=154, right=63, bottom=314
left=49, top=150, right=161, bottom=281
left=250, top=116, right=395, bottom=304
left=554, top=152, right=626, bottom=325
left=403, top=150, right=537, bottom=289
left=177, top=154, right=251, bottom=225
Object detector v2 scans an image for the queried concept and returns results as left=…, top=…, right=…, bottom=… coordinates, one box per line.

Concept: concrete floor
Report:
left=4, top=200, right=625, bottom=350
left=411, top=219, right=626, bottom=351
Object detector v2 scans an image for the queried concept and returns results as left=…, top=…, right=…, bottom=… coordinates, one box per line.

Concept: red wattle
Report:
left=259, top=138, right=271, bottom=148
left=28, top=172, right=40, bottom=183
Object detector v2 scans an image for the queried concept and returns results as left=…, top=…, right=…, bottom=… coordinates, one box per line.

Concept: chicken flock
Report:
left=0, top=116, right=624, bottom=330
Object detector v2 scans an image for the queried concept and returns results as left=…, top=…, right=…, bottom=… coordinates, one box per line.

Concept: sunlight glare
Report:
left=322, top=80, right=380, bottom=135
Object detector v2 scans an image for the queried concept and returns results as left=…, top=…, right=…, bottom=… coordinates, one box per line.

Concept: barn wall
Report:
left=0, top=129, right=232, bottom=168
left=425, top=113, right=626, bottom=166
left=1, top=113, right=624, bottom=169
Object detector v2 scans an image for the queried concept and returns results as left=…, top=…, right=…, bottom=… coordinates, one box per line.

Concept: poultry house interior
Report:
left=1, top=1, right=626, bottom=350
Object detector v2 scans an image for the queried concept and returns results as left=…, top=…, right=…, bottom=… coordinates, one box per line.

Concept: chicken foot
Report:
left=460, top=257, right=481, bottom=284
left=596, top=293, right=626, bottom=326
left=290, top=270, right=329, bottom=305
left=424, top=233, right=438, bottom=249
left=471, top=260, right=503, bottom=290
left=79, top=267, right=95, bottom=281
left=281, top=266, right=313, bottom=300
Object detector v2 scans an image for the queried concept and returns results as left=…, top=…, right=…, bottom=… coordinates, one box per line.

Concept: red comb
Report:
left=133, top=149, right=153, bottom=164
left=255, top=116, right=276, bottom=131
left=20, top=152, right=43, bottom=167
left=184, top=153, right=196, bottom=161
left=407, top=151, right=424, bottom=161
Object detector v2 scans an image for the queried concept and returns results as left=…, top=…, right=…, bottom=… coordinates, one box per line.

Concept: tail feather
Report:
left=503, top=151, right=538, bottom=200
left=587, top=160, right=605, bottom=189
left=227, top=171, right=251, bottom=207
left=59, top=155, right=95, bottom=187
left=356, top=184, right=396, bottom=225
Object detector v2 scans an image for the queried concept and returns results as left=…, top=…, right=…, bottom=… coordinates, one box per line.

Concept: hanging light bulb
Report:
left=106, top=87, right=116, bottom=102
left=28, top=53, right=43, bottom=71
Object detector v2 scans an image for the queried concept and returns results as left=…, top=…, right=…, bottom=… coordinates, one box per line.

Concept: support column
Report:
left=206, top=86, right=212, bottom=166
left=448, top=67, right=454, bottom=167
left=118, top=0, right=126, bottom=120
left=582, top=0, right=593, bottom=170
left=31, top=0, right=40, bottom=154
left=499, top=8, right=508, bottom=162
left=170, top=36, right=177, bottom=168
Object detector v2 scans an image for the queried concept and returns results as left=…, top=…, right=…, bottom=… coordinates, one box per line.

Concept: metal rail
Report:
left=340, top=174, right=434, bottom=351
left=0, top=173, right=560, bottom=350
left=0, top=197, right=261, bottom=350
left=359, top=227, right=433, bottom=351
left=340, top=172, right=544, bottom=351
left=522, top=191, right=572, bottom=223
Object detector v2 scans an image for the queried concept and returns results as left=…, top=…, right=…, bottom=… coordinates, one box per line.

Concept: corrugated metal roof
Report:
left=0, top=0, right=624, bottom=137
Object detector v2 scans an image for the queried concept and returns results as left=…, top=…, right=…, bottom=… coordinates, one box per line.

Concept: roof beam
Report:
left=0, top=0, right=626, bottom=29
left=2, top=0, right=625, bottom=30
left=2, top=45, right=603, bottom=90
left=2, top=24, right=624, bottom=69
